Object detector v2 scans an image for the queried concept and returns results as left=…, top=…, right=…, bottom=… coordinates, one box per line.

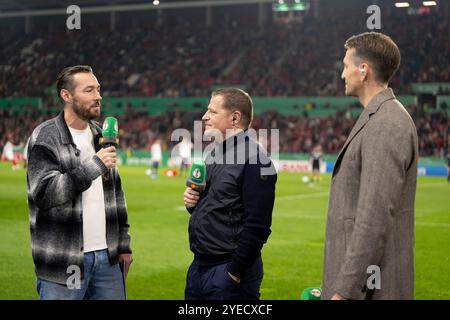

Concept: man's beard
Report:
left=72, top=99, right=101, bottom=121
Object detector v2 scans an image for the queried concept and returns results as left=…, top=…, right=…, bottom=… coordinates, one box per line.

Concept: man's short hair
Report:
left=56, top=65, right=93, bottom=101
left=211, top=88, right=254, bottom=129
left=344, top=32, right=401, bottom=84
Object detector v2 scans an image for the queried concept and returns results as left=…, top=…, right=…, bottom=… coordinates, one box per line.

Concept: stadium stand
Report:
left=0, top=1, right=449, bottom=159
left=0, top=8, right=449, bottom=100
left=1, top=105, right=448, bottom=157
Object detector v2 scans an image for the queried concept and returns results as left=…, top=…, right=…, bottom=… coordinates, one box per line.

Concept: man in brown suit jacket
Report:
left=322, top=32, right=418, bottom=300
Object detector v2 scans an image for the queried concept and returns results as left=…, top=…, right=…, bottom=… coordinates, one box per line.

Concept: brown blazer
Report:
left=322, top=88, right=418, bottom=300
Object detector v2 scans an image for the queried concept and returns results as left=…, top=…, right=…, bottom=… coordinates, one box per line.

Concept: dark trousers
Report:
left=185, top=256, right=263, bottom=300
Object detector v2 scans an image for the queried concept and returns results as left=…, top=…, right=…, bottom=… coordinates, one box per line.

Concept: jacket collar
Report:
left=55, top=111, right=103, bottom=148
left=332, top=88, right=396, bottom=176
left=206, top=130, right=248, bottom=161
left=363, top=87, right=395, bottom=117
left=55, top=111, right=74, bottom=145
left=223, top=130, right=247, bottom=152
left=339, top=88, right=395, bottom=152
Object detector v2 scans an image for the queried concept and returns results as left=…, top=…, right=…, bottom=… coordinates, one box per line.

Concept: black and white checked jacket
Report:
left=26, top=111, right=131, bottom=285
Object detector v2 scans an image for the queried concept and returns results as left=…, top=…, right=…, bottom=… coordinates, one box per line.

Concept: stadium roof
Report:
left=0, top=0, right=285, bottom=17
left=0, top=0, right=443, bottom=15
left=0, top=0, right=239, bottom=12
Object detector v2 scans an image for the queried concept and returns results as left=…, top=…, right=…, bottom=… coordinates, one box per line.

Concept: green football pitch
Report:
left=0, top=162, right=449, bottom=299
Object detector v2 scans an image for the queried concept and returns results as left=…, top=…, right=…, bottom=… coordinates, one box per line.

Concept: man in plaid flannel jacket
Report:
left=26, top=65, right=132, bottom=299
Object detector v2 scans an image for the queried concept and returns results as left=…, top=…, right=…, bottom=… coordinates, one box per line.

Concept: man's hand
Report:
left=184, top=187, right=200, bottom=208
left=331, top=293, right=347, bottom=300
left=228, top=272, right=241, bottom=284
left=96, top=146, right=117, bottom=169
left=118, top=253, right=133, bottom=279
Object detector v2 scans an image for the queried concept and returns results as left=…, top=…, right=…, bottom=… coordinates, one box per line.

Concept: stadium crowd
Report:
left=0, top=9, right=449, bottom=101
left=1, top=105, right=448, bottom=158
left=1, top=5, right=449, bottom=159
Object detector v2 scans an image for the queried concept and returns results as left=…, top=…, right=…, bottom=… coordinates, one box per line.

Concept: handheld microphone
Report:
left=300, top=287, right=322, bottom=300
left=100, top=117, right=119, bottom=148
left=185, top=161, right=206, bottom=192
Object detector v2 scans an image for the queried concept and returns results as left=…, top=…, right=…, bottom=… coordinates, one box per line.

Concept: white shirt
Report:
left=151, top=142, right=162, bottom=162
left=179, top=140, right=192, bottom=159
left=2, top=141, right=14, bottom=160
left=69, top=126, right=107, bottom=253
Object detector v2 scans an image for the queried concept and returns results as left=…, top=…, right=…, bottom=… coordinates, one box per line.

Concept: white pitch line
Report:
left=177, top=183, right=449, bottom=227
left=416, top=222, right=450, bottom=228
left=273, top=213, right=323, bottom=220
left=418, top=182, right=449, bottom=187
left=276, top=182, right=447, bottom=201
left=175, top=182, right=445, bottom=209
left=272, top=214, right=450, bottom=228
left=277, top=192, right=329, bottom=201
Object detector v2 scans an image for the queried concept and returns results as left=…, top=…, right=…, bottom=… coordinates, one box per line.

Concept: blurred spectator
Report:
left=0, top=10, right=448, bottom=99
left=1, top=8, right=449, bottom=159
left=1, top=107, right=447, bottom=158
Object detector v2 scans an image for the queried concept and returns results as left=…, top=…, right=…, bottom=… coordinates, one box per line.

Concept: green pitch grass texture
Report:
left=0, top=162, right=449, bottom=299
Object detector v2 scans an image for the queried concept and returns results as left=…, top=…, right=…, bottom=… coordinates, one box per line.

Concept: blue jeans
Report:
left=36, top=249, right=126, bottom=300
left=185, top=256, right=263, bottom=300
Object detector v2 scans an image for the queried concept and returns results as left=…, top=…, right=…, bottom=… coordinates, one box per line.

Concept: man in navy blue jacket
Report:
left=183, top=88, right=277, bottom=300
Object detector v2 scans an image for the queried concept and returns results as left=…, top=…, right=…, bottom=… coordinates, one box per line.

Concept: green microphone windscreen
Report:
left=300, top=287, right=322, bottom=300
left=100, top=117, right=119, bottom=147
left=186, top=161, right=206, bottom=192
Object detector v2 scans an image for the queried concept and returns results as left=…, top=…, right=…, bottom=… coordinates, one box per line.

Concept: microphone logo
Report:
left=186, top=161, right=206, bottom=192
left=193, top=168, right=201, bottom=179
left=100, top=117, right=119, bottom=147
left=310, top=289, right=321, bottom=298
